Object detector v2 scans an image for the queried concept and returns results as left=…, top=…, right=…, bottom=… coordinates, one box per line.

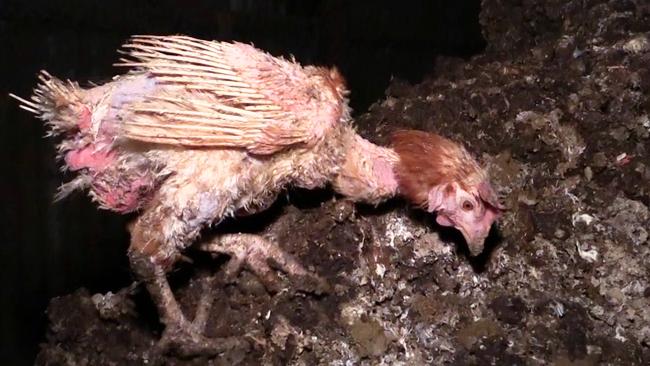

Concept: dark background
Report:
left=0, top=1, right=484, bottom=364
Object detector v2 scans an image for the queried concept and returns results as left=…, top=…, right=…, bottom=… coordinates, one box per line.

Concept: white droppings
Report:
left=385, top=216, right=414, bottom=247
left=375, top=263, right=386, bottom=278
left=615, top=325, right=627, bottom=342
left=549, top=300, right=565, bottom=317
left=572, top=212, right=596, bottom=226
left=576, top=241, right=599, bottom=263
left=622, top=35, right=649, bottom=54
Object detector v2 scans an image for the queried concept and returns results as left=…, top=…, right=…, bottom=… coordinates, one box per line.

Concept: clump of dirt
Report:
left=37, top=0, right=650, bottom=364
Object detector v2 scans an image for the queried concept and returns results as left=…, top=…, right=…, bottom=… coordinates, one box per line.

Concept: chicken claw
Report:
left=198, top=233, right=331, bottom=295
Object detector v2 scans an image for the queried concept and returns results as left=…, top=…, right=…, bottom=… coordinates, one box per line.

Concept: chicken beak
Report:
left=457, top=225, right=490, bottom=257
left=460, top=205, right=501, bottom=257
left=463, top=231, right=488, bottom=256
left=437, top=213, right=490, bottom=256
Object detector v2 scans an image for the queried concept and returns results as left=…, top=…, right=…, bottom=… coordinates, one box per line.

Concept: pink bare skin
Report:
left=428, top=182, right=502, bottom=256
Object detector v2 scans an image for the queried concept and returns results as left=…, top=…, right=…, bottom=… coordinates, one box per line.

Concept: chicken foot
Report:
left=178, top=233, right=330, bottom=342
left=128, top=251, right=248, bottom=357
left=128, top=232, right=328, bottom=357
left=198, top=233, right=331, bottom=295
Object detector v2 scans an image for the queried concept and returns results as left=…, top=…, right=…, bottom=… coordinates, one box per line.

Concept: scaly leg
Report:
left=128, top=215, right=248, bottom=357
left=154, top=232, right=331, bottom=346
left=197, top=233, right=331, bottom=295
left=187, top=233, right=330, bottom=338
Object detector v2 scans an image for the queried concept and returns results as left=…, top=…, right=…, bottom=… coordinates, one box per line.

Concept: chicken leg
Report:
left=128, top=206, right=328, bottom=356
left=127, top=208, right=251, bottom=357
left=128, top=251, right=246, bottom=356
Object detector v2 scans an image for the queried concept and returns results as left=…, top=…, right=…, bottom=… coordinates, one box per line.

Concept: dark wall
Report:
left=0, top=1, right=484, bottom=364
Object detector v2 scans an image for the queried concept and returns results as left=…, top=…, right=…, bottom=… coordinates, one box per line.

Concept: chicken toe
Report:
left=199, top=233, right=330, bottom=295
left=155, top=318, right=247, bottom=358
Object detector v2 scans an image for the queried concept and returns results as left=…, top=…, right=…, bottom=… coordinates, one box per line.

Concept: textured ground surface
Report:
left=36, top=0, right=650, bottom=365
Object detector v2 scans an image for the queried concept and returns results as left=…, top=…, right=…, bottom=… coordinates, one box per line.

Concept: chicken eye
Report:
left=461, top=200, right=474, bottom=211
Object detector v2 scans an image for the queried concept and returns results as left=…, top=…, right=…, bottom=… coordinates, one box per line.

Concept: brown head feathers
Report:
left=391, top=130, right=487, bottom=208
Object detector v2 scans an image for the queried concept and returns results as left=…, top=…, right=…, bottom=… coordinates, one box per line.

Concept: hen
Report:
left=13, top=35, right=504, bottom=355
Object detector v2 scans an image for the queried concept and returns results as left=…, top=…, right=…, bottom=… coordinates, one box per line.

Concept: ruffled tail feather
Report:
left=10, top=70, right=83, bottom=136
